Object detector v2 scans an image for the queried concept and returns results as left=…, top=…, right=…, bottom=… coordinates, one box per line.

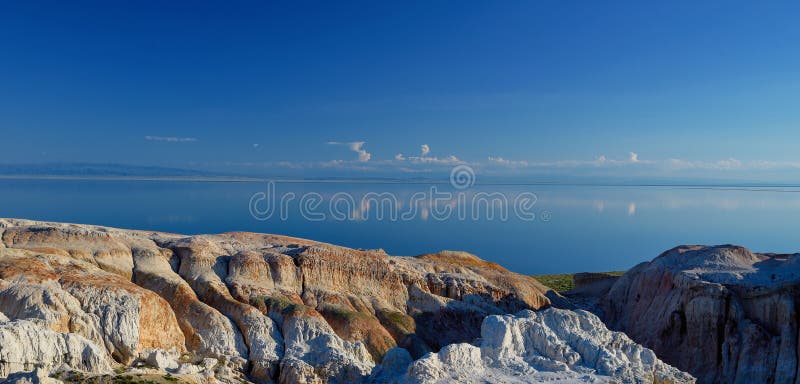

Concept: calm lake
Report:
left=1, top=179, right=798, bottom=274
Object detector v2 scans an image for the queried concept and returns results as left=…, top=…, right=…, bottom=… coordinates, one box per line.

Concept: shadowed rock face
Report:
left=601, top=245, right=800, bottom=384
left=0, top=219, right=555, bottom=383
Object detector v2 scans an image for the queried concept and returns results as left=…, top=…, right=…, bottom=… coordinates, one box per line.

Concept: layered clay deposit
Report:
left=0, top=219, right=692, bottom=383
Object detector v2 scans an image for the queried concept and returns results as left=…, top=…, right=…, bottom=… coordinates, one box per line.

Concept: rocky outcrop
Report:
left=0, top=219, right=557, bottom=383
left=401, top=308, right=694, bottom=383
left=0, top=219, right=702, bottom=383
left=601, top=245, right=800, bottom=384
left=0, top=318, right=111, bottom=378
left=0, top=248, right=185, bottom=365
left=2, top=367, right=62, bottom=384
left=279, top=313, right=374, bottom=384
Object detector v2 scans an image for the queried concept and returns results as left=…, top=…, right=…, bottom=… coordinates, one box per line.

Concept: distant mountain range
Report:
left=0, top=163, right=211, bottom=177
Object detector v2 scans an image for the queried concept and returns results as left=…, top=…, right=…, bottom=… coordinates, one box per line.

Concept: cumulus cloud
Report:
left=421, top=144, right=431, bottom=157
left=145, top=136, right=197, bottom=143
left=392, top=144, right=462, bottom=165
left=629, top=152, right=639, bottom=163
left=352, top=142, right=372, bottom=162
left=327, top=141, right=372, bottom=162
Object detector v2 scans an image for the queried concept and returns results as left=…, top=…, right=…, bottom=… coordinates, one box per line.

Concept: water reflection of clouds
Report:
left=627, top=202, right=636, bottom=216
left=265, top=185, right=800, bottom=222
left=594, top=201, right=605, bottom=213
left=290, top=187, right=528, bottom=222
left=541, top=190, right=800, bottom=213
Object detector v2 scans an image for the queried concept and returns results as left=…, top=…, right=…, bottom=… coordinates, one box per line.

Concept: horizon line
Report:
left=3, top=174, right=800, bottom=191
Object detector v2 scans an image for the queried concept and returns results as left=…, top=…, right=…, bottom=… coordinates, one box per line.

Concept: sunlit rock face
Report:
left=602, top=245, right=800, bottom=384
left=0, top=219, right=556, bottom=383
left=399, top=308, right=694, bottom=384
left=0, top=248, right=186, bottom=365
left=0, top=317, right=112, bottom=378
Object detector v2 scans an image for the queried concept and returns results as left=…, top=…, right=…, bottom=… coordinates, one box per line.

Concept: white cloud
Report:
left=401, top=154, right=462, bottom=165
left=716, top=158, right=742, bottom=169
left=277, top=161, right=301, bottom=169
left=216, top=148, right=800, bottom=179
left=421, top=144, right=431, bottom=157
left=750, top=160, right=800, bottom=169
left=321, top=159, right=345, bottom=168
left=487, top=156, right=529, bottom=167
left=665, top=158, right=743, bottom=170
left=352, top=142, right=371, bottom=162
left=392, top=144, right=462, bottom=165
left=327, top=141, right=372, bottom=162
left=145, top=136, right=197, bottom=143
left=412, top=154, right=461, bottom=164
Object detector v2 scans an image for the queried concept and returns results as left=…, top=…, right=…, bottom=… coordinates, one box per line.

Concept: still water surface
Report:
left=1, top=179, right=798, bottom=274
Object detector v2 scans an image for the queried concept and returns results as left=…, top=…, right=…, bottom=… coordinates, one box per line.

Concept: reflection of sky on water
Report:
left=2, top=180, right=799, bottom=274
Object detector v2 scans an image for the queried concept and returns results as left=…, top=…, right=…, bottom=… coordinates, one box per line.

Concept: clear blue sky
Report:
left=2, top=1, right=800, bottom=181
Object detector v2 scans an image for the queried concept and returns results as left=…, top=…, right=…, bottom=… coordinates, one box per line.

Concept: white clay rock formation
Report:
left=0, top=219, right=693, bottom=383
left=400, top=308, right=694, bottom=384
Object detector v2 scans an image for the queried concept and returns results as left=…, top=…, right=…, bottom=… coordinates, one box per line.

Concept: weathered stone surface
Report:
left=602, top=245, right=800, bottom=384
left=400, top=308, right=694, bottom=384
left=0, top=318, right=111, bottom=378
left=0, top=248, right=185, bottom=365
left=279, top=312, right=374, bottom=384
left=0, top=219, right=694, bottom=384
left=144, top=349, right=179, bottom=370
left=1, top=367, right=62, bottom=384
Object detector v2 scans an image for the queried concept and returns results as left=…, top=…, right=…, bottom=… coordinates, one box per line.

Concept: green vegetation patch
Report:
left=376, top=309, right=415, bottom=335
left=532, top=271, right=625, bottom=292
left=320, top=304, right=372, bottom=322
left=251, top=296, right=310, bottom=316
left=532, top=273, right=576, bottom=292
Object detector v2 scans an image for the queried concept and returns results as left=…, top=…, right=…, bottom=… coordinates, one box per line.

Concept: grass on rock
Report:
left=532, top=271, right=625, bottom=292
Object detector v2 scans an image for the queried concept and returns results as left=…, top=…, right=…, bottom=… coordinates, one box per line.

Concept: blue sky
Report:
left=2, top=1, right=800, bottom=181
